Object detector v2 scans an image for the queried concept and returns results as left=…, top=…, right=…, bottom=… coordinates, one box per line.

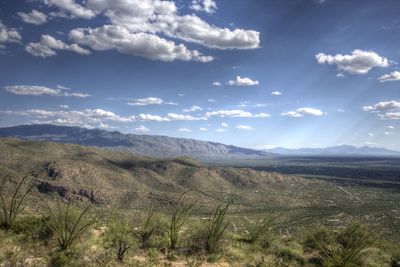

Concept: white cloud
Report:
left=190, top=0, right=217, bottom=14
left=70, top=25, right=213, bottom=62
left=128, top=97, right=164, bottom=106
left=378, top=71, right=400, bottom=82
left=167, top=113, right=206, bottom=121
left=178, top=128, right=192, bottom=132
left=4, top=85, right=90, bottom=97
left=212, top=81, right=221, bottom=86
left=315, top=49, right=390, bottom=74
left=216, top=128, right=228, bottom=132
left=183, top=106, right=203, bottom=112
left=337, top=108, right=345, bottom=113
left=368, top=132, right=374, bottom=137
left=271, top=91, right=282, bottom=96
left=0, top=21, right=22, bottom=46
left=281, top=108, right=324, bottom=117
left=135, top=125, right=150, bottom=133
left=206, top=110, right=270, bottom=118
left=26, top=34, right=90, bottom=57
left=379, top=112, right=400, bottom=120
left=199, top=127, right=208, bottom=131
left=0, top=108, right=135, bottom=128
left=363, top=101, right=400, bottom=112
left=235, top=125, right=254, bottom=130
left=60, top=104, right=70, bottom=109
left=384, top=131, right=395, bottom=135
left=387, top=125, right=395, bottom=129
left=17, top=10, right=47, bottom=25
left=227, top=76, right=259, bottom=86
left=44, top=0, right=96, bottom=19
left=136, top=114, right=169, bottom=122
left=208, top=99, right=217, bottom=103
left=221, top=122, right=228, bottom=127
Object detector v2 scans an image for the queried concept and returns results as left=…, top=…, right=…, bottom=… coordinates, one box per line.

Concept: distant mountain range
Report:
left=0, top=124, right=272, bottom=161
left=264, top=145, right=400, bottom=156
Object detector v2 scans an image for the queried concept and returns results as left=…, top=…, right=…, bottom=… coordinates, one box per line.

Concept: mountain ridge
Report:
left=0, top=124, right=273, bottom=161
left=264, top=144, right=400, bottom=156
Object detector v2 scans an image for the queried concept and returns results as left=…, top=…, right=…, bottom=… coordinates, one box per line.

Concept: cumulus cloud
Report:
left=235, top=125, right=254, bottom=130
left=135, top=125, right=150, bottom=133
left=208, top=99, right=217, bottom=103
left=281, top=108, right=324, bottom=117
left=199, top=127, right=208, bottom=131
left=44, top=0, right=96, bottom=19
left=69, top=25, right=213, bottom=62
left=0, top=21, right=22, bottom=47
left=183, top=106, right=203, bottom=112
left=271, top=91, right=282, bottom=96
left=0, top=108, right=135, bottom=128
left=205, top=110, right=269, bottom=118
left=178, top=128, right=192, bottom=132
left=128, top=97, right=165, bottom=106
left=190, top=0, right=217, bottom=14
left=4, top=85, right=90, bottom=97
left=379, top=112, right=400, bottom=120
left=26, top=34, right=90, bottom=57
left=212, top=81, right=221, bottom=86
left=315, top=49, right=390, bottom=74
left=362, top=101, right=400, bottom=112
left=227, top=76, right=259, bottom=86
left=221, top=122, right=228, bottom=127
left=60, top=105, right=70, bottom=109
left=216, top=128, right=228, bottom=132
left=17, top=10, right=47, bottom=25
left=378, top=71, right=400, bottom=82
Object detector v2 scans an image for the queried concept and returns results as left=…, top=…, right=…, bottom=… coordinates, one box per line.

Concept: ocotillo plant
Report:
left=206, top=203, right=230, bottom=254
left=44, top=200, right=96, bottom=251
left=0, top=176, right=34, bottom=230
left=168, top=190, right=195, bottom=250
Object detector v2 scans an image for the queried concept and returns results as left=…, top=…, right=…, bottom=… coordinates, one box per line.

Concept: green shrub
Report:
left=307, top=223, right=375, bottom=267
left=392, top=249, right=400, bottom=267
left=14, top=215, right=53, bottom=244
left=168, top=191, right=195, bottom=250
left=243, top=214, right=277, bottom=243
left=103, top=216, right=136, bottom=262
left=0, top=176, right=34, bottom=230
left=136, top=206, right=159, bottom=248
left=44, top=201, right=96, bottom=251
left=206, top=203, right=230, bottom=254
left=49, top=251, right=73, bottom=267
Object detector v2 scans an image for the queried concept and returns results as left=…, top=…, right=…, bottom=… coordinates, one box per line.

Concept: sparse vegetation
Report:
left=104, top=215, right=135, bottom=262
left=243, top=214, right=277, bottom=243
left=168, top=191, right=195, bottom=250
left=0, top=176, right=34, bottom=230
left=44, top=201, right=96, bottom=251
left=306, top=223, right=375, bottom=267
left=206, top=203, right=230, bottom=254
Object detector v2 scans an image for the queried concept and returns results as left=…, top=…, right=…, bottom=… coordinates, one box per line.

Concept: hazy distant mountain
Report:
left=264, top=145, right=400, bottom=156
left=0, top=124, right=273, bottom=161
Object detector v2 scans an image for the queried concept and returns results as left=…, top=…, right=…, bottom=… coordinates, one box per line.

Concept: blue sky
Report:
left=0, top=0, right=400, bottom=150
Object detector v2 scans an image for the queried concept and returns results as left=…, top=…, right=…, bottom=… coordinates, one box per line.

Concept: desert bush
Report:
left=168, top=191, right=195, bottom=250
left=392, top=248, right=400, bottom=267
left=103, top=216, right=136, bottom=262
left=206, top=203, right=230, bottom=254
left=243, top=214, right=277, bottom=243
left=14, top=215, right=53, bottom=244
left=307, top=223, right=375, bottom=267
left=44, top=201, right=96, bottom=251
left=136, top=206, right=159, bottom=248
left=0, top=176, right=34, bottom=230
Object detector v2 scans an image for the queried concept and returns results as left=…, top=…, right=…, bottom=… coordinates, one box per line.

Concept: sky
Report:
left=0, top=0, right=400, bottom=150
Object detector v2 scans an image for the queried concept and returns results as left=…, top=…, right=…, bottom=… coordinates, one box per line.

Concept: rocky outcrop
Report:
left=37, top=181, right=104, bottom=204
